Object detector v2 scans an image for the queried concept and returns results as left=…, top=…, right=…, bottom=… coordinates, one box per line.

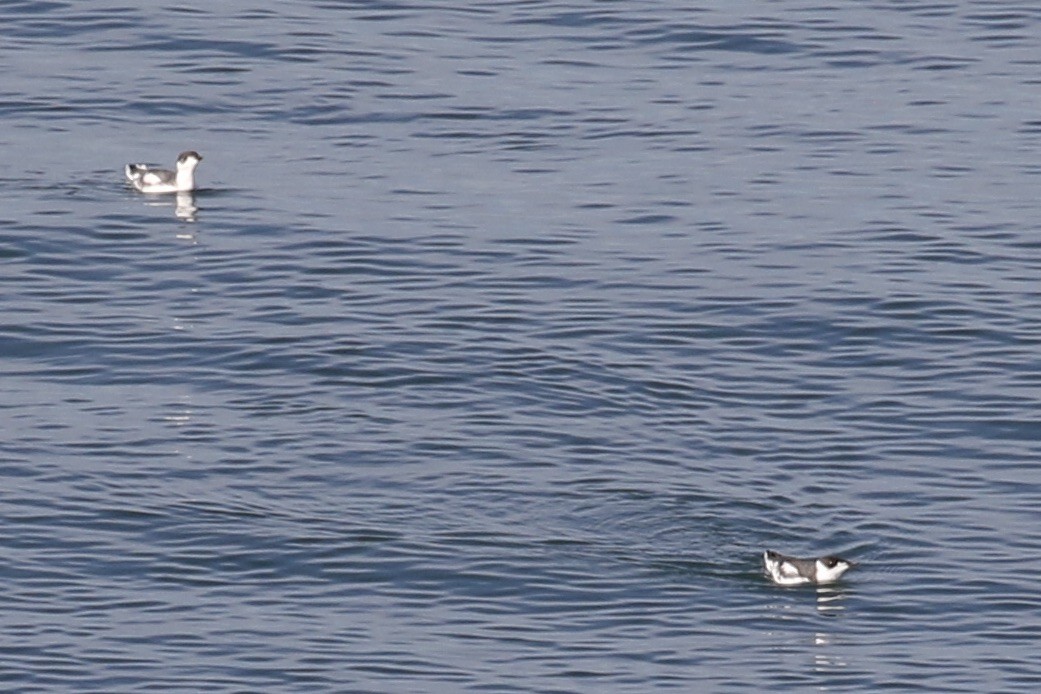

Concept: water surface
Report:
left=3, top=1, right=1041, bottom=691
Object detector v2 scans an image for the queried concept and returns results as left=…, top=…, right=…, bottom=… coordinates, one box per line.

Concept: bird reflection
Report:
left=814, top=584, right=848, bottom=614
left=140, top=191, right=199, bottom=222
left=175, top=192, right=198, bottom=221
left=813, top=585, right=850, bottom=672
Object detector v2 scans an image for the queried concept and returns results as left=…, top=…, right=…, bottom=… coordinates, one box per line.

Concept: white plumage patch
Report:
left=126, top=164, right=177, bottom=193
left=763, top=551, right=812, bottom=586
left=814, top=557, right=853, bottom=584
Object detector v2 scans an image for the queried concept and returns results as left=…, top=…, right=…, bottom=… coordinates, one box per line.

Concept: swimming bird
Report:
left=125, top=151, right=203, bottom=193
left=763, top=550, right=856, bottom=586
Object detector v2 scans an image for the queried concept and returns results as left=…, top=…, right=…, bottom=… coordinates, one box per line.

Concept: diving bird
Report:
left=763, top=550, right=856, bottom=586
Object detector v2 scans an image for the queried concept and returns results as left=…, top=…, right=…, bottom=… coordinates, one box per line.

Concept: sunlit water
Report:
left=3, top=1, right=1041, bottom=691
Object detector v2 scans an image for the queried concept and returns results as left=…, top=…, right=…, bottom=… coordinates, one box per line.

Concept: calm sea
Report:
left=3, top=0, right=1041, bottom=691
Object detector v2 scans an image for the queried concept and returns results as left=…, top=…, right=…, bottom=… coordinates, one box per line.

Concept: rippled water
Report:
left=4, top=0, right=1041, bottom=691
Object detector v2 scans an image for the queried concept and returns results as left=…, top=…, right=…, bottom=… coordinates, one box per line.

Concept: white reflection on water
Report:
left=137, top=190, right=198, bottom=223
left=813, top=586, right=850, bottom=677
left=174, top=192, right=198, bottom=223
left=814, top=585, right=848, bottom=615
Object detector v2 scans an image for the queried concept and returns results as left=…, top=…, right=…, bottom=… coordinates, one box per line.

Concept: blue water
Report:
left=4, top=1, right=1041, bottom=691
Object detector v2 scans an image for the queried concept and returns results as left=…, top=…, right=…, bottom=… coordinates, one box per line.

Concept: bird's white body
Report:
left=125, top=151, right=203, bottom=193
